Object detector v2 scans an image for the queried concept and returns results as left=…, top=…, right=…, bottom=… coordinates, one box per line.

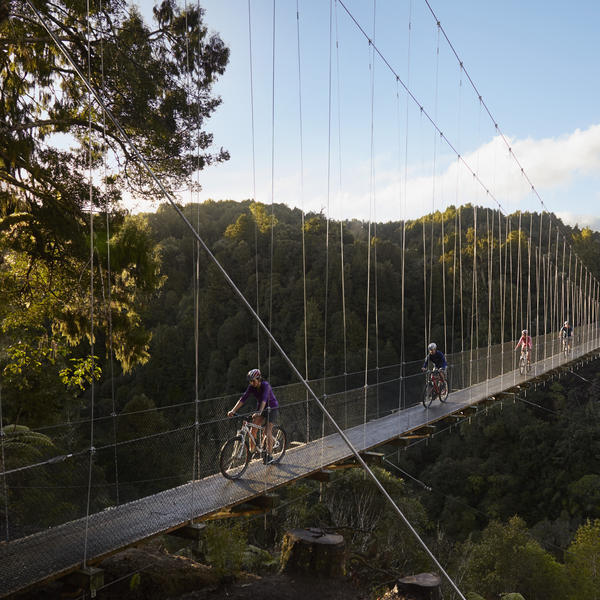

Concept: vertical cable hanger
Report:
left=267, top=0, right=276, bottom=380
left=429, top=21, right=441, bottom=355
left=399, top=0, right=413, bottom=417
left=295, top=0, right=310, bottom=442
left=99, top=0, right=119, bottom=505
left=486, top=208, right=493, bottom=382
left=82, top=0, right=96, bottom=568
left=469, top=205, right=477, bottom=386
left=527, top=212, right=533, bottom=355
left=363, top=0, right=376, bottom=445
left=247, top=0, right=260, bottom=369
left=334, top=0, right=349, bottom=429
left=372, top=1, right=381, bottom=420
left=319, top=0, right=334, bottom=469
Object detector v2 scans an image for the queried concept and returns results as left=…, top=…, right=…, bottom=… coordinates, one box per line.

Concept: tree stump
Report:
left=397, top=572, right=441, bottom=599
left=280, top=528, right=345, bottom=578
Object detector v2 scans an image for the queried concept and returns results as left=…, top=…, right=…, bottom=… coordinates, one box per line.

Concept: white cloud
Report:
left=153, top=123, right=600, bottom=227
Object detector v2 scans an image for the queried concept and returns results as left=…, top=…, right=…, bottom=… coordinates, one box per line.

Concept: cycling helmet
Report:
left=522, top=330, right=528, bottom=335
left=427, top=343, right=437, bottom=351
left=247, top=368, right=261, bottom=382
left=564, top=321, right=569, bottom=326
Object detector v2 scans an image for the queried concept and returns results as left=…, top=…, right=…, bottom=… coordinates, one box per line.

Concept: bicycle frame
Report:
left=238, top=420, right=266, bottom=451
left=428, top=369, right=444, bottom=393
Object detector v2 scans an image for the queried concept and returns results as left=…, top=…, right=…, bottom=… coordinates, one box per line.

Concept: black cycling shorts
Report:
left=259, top=408, right=279, bottom=424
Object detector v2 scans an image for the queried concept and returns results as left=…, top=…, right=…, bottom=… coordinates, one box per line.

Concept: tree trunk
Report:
left=280, top=528, right=345, bottom=578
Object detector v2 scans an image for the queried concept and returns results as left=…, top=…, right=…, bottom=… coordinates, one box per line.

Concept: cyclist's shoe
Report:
left=264, top=453, right=274, bottom=465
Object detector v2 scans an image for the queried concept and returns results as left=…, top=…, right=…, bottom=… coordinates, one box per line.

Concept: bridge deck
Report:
left=0, top=347, right=597, bottom=597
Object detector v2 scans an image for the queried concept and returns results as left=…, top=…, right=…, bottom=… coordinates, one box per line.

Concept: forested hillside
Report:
left=2, top=198, right=600, bottom=599
left=116, top=199, right=600, bottom=406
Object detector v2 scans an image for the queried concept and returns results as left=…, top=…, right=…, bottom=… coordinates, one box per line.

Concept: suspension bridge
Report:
left=1, top=1, right=600, bottom=598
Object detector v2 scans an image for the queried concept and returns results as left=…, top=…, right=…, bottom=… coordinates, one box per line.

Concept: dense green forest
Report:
left=2, top=2, right=600, bottom=597
left=2, top=197, right=599, bottom=600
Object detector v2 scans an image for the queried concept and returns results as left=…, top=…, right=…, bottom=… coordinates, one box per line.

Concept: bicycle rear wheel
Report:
left=270, top=425, right=287, bottom=464
left=437, top=378, right=449, bottom=402
left=219, top=435, right=250, bottom=479
left=422, top=383, right=434, bottom=408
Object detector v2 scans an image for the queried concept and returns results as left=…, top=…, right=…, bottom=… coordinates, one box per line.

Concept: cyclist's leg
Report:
left=264, top=409, right=279, bottom=458
left=250, top=415, right=264, bottom=453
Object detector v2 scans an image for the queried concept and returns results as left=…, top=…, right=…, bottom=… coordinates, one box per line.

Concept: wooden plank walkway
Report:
left=1, top=343, right=598, bottom=597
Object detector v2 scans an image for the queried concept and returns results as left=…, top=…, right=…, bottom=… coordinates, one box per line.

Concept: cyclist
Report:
left=227, top=369, right=279, bottom=464
left=559, top=320, right=573, bottom=351
left=515, top=329, right=532, bottom=367
left=421, top=343, right=448, bottom=384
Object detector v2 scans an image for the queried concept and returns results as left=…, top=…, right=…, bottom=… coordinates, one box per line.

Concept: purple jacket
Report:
left=239, top=380, right=279, bottom=410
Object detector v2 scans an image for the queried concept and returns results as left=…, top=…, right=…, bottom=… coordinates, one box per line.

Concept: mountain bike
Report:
left=518, top=349, right=531, bottom=375
left=219, top=416, right=287, bottom=480
left=422, top=368, right=449, bottom=408
left=561, top=334, right=572, bottom=357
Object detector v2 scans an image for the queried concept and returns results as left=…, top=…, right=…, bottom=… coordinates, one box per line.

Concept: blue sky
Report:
left=134, top=0, right=600, bottom=230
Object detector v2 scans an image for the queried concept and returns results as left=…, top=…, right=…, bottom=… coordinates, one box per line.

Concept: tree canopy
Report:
left=0, top=0, right=229, bottom=389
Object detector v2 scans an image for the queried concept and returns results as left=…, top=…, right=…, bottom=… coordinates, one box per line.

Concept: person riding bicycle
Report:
left=421, top=343, right=448, bottom=383
left=227, top=369, right=279, bottom=464
left=515, top=329, right=532, bottom=366
left=559, top=320, right=573, bottom=350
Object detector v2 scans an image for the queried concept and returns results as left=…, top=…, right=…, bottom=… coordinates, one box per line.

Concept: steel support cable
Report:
left=546, top=219, right=552, bottom=351
left=486, top=210, right=493, bottom=384
left=561, top=237, right=566, bottom=328
left=248, top=0, right=261, bottom=369
left=450, top=62, right=463, bottom=357
left=371, top=1, right=381, bottom=423
left=508, top=218, right=514, bottom=345
left=187, top=0, right=202, bottom=517
left=429, top=23, right=441, bottom=357
left=334, top=0, right=349, bottom=430
left=295, top=0, right=310, bottom=442
left=398, top=0, right=412, bottom=420
left=83, top=0, right=95, bottom=567
left=527, top=213, right=533, bottom=359
left=451, top=207, right=458, bottom=355
left=422, top=205, right=428, bottom=353
left=535, top=211, right=546, bottom=358
left=468, top=206, right=477, bottom=387
left=99, top=0, right=119, bottom=506
left=362, top=0, right=376, bottom=448
left=459, top=207, right=464, bottom=354
left=498, top=212, right=505, bottom=373
left=321, top=0, right=334, bottom=466
left=25, top=6, right=463, bottom=596
left=554, top=229, right=560, bottom=334
left=516, top=212, right=523, bottom=334
left=267, top=0, right=276, bottom=380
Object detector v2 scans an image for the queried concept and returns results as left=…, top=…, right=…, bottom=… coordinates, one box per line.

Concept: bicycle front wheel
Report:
left=219, top=435, right=250, bottom=479
left=270, top=425, right=287, bottom=464
left=519, top=356, right=526, bottom=375
left=422, top=383, right=433, bottom=408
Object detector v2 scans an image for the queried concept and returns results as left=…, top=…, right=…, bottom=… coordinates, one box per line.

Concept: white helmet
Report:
left=522, top=330, right=527, bottom=335
left=427, top=343, right=437, bottom=351
left=564, top=321, right=569, bottom=326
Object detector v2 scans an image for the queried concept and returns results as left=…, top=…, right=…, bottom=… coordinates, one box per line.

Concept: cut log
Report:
left=397, top=572, right=441, bottom=599
left=280, top=528, right=345, bottom=578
